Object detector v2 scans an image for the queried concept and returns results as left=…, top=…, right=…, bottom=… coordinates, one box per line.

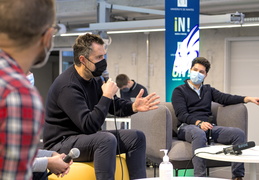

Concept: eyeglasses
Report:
left=42, top=24, right=61, bottom=36
left=52, top=24, right=61, bottom=36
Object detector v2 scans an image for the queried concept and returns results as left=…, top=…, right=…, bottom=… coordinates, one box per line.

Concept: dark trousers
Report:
left=178, top=125, right=245, bottom=178
left=33, top=171, right=48, bottom=180
left=49, top=129, right=146, bottom=180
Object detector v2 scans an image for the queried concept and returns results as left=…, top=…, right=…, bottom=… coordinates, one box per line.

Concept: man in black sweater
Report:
left=43, top=33, right=160, bottom=180
left=172, top=57, right=259, bottom=180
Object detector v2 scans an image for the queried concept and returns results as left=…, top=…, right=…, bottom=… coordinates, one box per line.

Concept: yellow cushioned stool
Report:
left=48, top=154, right=129, bottom=180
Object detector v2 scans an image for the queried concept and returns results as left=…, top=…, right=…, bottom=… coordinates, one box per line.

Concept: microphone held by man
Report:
left=101, top=70, right=109, bottom=83
left=207, top=116, right=215, bottom=145
left=63, top=148, right=80, bottom=163
left=47, top=148, right=80, bottom=177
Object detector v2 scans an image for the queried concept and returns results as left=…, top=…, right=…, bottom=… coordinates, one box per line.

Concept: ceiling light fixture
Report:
left=58, top=20, right=259, bottom=36
left=107, top=28, right=165, bottom=34
left=60, top=32, right=92, bottom=36
left=200, top=23, right=259, bottom=29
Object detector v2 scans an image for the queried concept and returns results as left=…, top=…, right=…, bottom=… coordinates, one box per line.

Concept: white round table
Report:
left=135, top=177, right=228, bottom=180
left=195, top=145, right=259, bottom=179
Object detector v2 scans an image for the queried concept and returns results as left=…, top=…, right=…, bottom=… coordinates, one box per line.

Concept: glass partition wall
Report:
left=59, top=49, right=74, bottom=74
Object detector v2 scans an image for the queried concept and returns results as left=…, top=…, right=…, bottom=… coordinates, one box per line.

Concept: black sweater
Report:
left=172, top=80, right=245, bottom=127
left=43, top=65, right=134, bottom=149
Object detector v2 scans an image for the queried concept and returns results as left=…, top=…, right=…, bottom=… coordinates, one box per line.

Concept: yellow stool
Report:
left=48, top=155, right=129, bottom=180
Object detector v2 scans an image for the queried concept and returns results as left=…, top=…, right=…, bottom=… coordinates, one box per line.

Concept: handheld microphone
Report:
left=207, top=116, right=214, bottom=145
left=63, top=148, right=80, bottom=163
left=101, top=70, right=109, bottom=83
left=47, top=148, right=80, bottom=176
left=216, top=141, right=255, bottom=155
left=101, top=69, right=116, bottom=100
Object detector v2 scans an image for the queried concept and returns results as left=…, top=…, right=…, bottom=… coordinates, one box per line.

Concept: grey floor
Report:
left=146, top=164, right=258, bottom=179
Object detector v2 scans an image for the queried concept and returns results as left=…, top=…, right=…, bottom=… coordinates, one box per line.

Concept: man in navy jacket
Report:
left=172, top=57, right=259, bottom=180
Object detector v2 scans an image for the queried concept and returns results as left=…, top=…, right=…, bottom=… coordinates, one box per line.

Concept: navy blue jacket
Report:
left=172, top=80, right=245, bottom=127
left=120, top=80, right=148, bottom=102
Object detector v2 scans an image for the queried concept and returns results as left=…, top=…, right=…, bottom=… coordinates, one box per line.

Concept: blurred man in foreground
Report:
left=26, top=72, right=72, bottom=180
left=0, top=0, right=56, bottom=179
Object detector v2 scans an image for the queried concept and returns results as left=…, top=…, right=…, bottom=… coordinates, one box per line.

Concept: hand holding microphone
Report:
left=101, top=70, right=118, bottom=99
left=197, top=121, right=213, bottom=131
left=47, top=148, right=80, bottom=177
left=63, top=148, right=80, bottom=163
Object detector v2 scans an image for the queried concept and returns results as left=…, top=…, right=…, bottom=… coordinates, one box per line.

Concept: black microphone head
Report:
left=208, top=116, right=213, bottom=123
left=101, top=70, right=109, bottom=82
left=246, top=141, right=256, bottom=147
left=222, top=141, right=256, bottom=155
left=102, top=70, right=109, bottom=78
left=232, top=141, right=255, bottom=152
left=68, top=148, right=80, bottom=159
left=249, top=141, right=256, bottom=147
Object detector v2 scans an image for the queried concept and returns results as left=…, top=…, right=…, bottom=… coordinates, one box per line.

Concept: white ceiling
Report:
left=55, top=0, right=259, bottom=33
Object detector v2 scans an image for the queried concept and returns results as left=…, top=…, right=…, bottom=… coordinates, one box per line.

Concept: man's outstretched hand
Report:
left=244, top=96, right=259, bottom=105
left=132, top=89, right=160, bottom=112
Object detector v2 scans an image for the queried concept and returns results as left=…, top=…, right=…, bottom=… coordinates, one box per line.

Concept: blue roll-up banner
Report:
left=165, top=0, right=200, bottom=102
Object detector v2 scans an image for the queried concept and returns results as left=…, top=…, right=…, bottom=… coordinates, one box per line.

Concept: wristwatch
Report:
left=197, top=121, right=203, bottom=128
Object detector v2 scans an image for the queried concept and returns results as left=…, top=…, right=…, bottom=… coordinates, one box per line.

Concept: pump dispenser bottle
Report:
left=159, top=149, right=173, bottom=180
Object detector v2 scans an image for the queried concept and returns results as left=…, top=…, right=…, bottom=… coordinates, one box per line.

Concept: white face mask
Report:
left=32, top=41, right=54, bottom=69
left=26, top=73, right=34, bottom=86
left=190, top=70, right=205, bottom=85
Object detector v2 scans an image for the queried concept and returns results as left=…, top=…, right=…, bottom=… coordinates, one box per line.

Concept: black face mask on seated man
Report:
left=121, top=87, right=130, bottom=93
left=91, top=59, right=107, bottom=77
left=82, top=58, right=107, bottom=77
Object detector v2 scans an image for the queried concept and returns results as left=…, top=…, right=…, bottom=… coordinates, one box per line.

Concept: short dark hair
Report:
left=73, top=33, right=104, bottom=65
left=191, top=57, right=211, bottom=73
left=0, top=0, right=55, bottom=47
left=116, top=74, right=130, bottom=88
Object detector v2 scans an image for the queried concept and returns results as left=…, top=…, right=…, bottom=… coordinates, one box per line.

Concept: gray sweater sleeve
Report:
left=33, top=149, right=54, bottom=172
left=32, top=157, right=48, bottom=172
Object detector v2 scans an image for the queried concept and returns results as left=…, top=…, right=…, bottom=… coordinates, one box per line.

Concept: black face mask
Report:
left=91, top=59, right=107, bottom=77
left=121, top=87, right=130, bottom=93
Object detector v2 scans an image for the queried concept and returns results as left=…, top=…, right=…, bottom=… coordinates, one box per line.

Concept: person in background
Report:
left=172, top=57, right=259, bottom=180
left=43, top=33, right=160, bottom=180
left=26, top=72, right=72, bottom=180
left=116, top=74, right=148, bottom=102
left=116, top=74, right=149, bottom=129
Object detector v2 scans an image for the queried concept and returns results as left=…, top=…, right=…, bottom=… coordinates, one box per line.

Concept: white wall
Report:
left=225, top=38, right=259, bottom=144
left=199, top=26, right=259, bottom=90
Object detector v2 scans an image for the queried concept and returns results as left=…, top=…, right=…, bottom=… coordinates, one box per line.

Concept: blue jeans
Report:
left=178, top=124, right=245, bottom=178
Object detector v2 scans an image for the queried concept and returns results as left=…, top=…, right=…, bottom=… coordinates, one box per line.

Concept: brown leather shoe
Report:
left=232, top=177, right=243, bottom=180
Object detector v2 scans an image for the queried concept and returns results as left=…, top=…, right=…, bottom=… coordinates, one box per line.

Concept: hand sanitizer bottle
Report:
left=159, top=149, right=173, bottom=180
